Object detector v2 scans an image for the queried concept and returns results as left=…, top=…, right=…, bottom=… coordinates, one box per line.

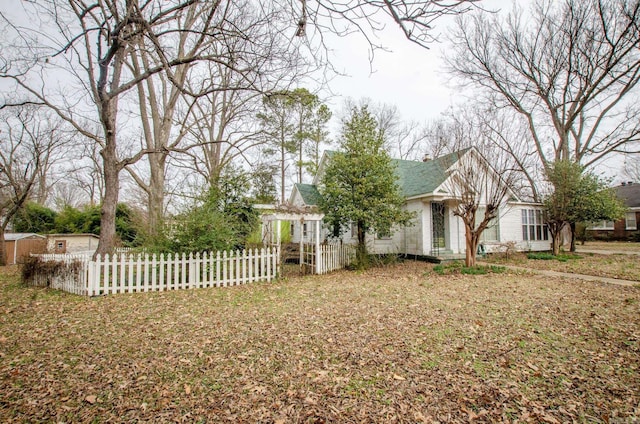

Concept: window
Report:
left=626, top=212, right=637, bottom=230
left=290, top=222, right=295, bottom=237
left=303, top=223, right=308, bottom=239
left=522, top=209, right=548, bottom=241
left=351, top=222, right=358, bottom=238
left=590, top=220, right=615, bottom=230
left=376, top=229, right=392, bottom=240
left=477, top=207, right=499, bottom=242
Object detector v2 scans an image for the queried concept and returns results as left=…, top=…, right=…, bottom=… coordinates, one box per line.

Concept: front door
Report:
left=431, top=202, right=445, bottom=253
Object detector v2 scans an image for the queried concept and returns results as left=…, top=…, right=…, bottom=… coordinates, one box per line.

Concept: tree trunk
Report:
left=95, top=139, right=119, bottom=256
left=465, top=227, right=478, bottom=267
left=0, top=230, right=7, bottom=267
left=569, top=221, right=576, bottom=252
left=551, top=235, right=561, bottom=256
left=356, top=220, right=368, bottom=268
left=280, top=141, right=286, bottom=204
left=147, top=152, right=166, bottom=240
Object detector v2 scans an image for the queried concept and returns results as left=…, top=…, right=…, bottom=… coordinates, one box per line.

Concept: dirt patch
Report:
left=1, top=262, right=639, bottom=422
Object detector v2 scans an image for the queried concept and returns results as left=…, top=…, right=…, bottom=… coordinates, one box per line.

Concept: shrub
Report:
left=432, top=261, right=504, bottom=275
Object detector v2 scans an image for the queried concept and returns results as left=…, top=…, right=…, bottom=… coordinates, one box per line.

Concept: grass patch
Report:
left=433, top=261, right=505, bottom=275
left=526, top=252, right=582, bottom=262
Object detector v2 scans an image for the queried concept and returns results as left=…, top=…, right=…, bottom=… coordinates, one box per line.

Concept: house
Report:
left=287, top=149, right=549, bottom=259
left=588, top=181, right=640, bottom=241
left=46, top=233, right=100, bottom=254
left=2, top=233, right=47, bottom=265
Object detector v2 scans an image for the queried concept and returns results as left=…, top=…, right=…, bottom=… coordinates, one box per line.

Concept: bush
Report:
left=432, top=261, right=505, bottom=275
left=20, top=256, right=83, bottom=286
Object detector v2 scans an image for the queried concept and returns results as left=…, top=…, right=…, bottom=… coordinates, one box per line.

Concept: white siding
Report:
left=496, top=203, right=550, bottom=252
left=47, top=235, right=99, bottom=253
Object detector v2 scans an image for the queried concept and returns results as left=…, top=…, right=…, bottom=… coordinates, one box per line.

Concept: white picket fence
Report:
left=28, top=247, right=279, bottom=296
left=302, top=243, right=356, bottom=275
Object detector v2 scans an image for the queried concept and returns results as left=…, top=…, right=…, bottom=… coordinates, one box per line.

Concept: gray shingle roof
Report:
left=614, top=183, right=640, bottom=208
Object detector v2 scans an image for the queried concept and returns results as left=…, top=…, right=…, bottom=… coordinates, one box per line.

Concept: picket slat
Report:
left=28, top=245, right=352, bottom=297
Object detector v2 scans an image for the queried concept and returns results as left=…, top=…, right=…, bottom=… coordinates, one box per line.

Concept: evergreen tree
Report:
left=12, top=202, right=57, bottom=234
left=318, top=106, right=413, bottom=268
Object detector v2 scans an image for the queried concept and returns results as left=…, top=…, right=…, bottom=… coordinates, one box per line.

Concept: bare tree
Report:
left=123, top=1, right=310, bottom=239
left=297, top=0, right=480, bottom=51
left=1, top=0, right=481, bottom=255
left=342, top=98, right=429, bottom=160
left=445, top=0, right=640, bottom=170
left=623, top=155, right=640, bottom=182
left=1, top=1, right=313, bottom=254
left=0, top=106, right=65, bottom=265
left=431, top=106, right=520, bottom=267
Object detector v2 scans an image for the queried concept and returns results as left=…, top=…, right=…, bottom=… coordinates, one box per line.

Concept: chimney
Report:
left=422, top=154, right=431, bottom=162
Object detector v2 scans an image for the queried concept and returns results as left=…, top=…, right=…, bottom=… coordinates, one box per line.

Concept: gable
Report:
left=293, top=183, right=322, bottom=206
left=394, top=150, right=467, bottom=198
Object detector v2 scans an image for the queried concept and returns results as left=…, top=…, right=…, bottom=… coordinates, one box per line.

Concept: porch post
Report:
left=276, top=219, right=282, bottom=275
left=276, top=219, right=281, bottom=249
left=299, top=218, right=304, bottom=273
left=315, top=220, right=321, bottom=274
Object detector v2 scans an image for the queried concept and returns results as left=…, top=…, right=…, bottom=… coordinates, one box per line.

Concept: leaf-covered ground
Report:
left=578, top=241, right=640, bottom=253
left=487, top=252, right=640, bottom=282
left=1, top=262, right=639, bottom=423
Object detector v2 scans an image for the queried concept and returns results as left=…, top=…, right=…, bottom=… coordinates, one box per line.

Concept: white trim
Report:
left=590, top=220, right=615, bottom=230
left=625, top=212, right=637, bottom=230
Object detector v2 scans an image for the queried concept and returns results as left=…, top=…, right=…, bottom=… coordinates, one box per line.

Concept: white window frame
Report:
left=350, top=222, right=358, bottom=239
left=477, top=207, right=499, bottom=242
left=376, top=229, right=392, bottom=240
left=521, top=209, right=549, bottom=241
left=626, top=212, right=637, bottom=230
left=590, top=220, right=615, bottom=230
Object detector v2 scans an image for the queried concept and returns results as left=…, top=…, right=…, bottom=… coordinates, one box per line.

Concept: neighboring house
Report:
left=287, top=149, right=549, bottom=259
left=3, top=233, right=47, bottom=265
left=588, top=181, right=640, bottom=241
left=46, top=234, right=100, bottom=254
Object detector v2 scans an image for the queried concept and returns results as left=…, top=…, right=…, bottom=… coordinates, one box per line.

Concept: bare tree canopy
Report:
left=0, top=106, right=66, bottom=265
left=298, top=0, right=480, bottom=50
left=445, top=0, right=640, bottom=169
left=428, top=105, right=521, bottom=266
left=0, top=0, right=310, bottom=254
left=0, top=0, right=481, bottom=254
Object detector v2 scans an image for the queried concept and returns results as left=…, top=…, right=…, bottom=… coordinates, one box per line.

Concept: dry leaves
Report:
left=0, top=262, right=638, bottom=422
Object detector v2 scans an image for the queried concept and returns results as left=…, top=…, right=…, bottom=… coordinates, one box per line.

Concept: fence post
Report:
left=222, top=250, right=228, bottom=287
left=87, top=259, right=96, bottom=296
left=315, top=221, right=321, bottom=275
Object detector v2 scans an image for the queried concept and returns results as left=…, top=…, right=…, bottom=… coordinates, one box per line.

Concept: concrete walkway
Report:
left=575, top=247, right=640, bottom=255
left=479, top=246, right=640, bottom=287
left=487, top=263, right=640, bottom=287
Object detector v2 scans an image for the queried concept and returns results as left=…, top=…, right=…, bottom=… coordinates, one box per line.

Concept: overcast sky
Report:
left=324, top=0, right=514, bottom=126
left=322, top=0, right=629, bottom=181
